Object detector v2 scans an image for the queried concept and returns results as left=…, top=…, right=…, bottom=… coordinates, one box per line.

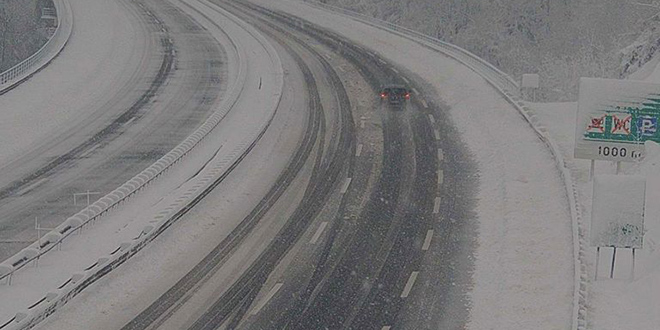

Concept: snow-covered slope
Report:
left=531, top=54, right=660, bottom=330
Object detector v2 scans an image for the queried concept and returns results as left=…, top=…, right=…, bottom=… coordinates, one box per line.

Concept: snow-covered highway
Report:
left=0, top=0, right=579, bottom=329
left=0, top=0, right=227, bottom=263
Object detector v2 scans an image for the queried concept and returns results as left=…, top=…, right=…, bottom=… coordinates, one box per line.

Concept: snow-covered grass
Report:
left=531, top=94, right=660, bottom=329
left=526, top=49, right=660, bottom=329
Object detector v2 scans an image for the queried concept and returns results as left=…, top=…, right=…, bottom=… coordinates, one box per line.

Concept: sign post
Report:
left=521, top=73, right=540, bottom=102
left=591, top=175, right=645, bottom=280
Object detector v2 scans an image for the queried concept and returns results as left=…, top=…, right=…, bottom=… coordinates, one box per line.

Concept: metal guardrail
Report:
left=302, top=2, right=588, bottom=330
left=0, top=0, right=73, bottom=93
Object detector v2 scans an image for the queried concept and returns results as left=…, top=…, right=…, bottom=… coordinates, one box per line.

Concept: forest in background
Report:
left=315, top=0, right=660, bottom=101
left=0, top=0, right=52, bottom=72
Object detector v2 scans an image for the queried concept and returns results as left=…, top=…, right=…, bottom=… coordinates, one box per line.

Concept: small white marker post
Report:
left=610, top=247, right=616, bottom=279
left=631, top=248, right=636, bottom=281
left=591, top=175, right=645, bottom=281
left=521, top=73, right=539, bottom=102
left=594, top=246, right=600, bottom=280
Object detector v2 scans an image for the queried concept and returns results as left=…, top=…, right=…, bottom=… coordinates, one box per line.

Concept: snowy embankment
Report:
left=0, top=0, right=73, bottom=93
left=0, top=0, right=283, bottom=328
left=531, top=56, right=660, bottom=329
left=261, top=0, right=575, bottom=329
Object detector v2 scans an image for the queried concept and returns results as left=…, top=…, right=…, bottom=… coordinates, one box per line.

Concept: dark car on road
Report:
left=379, top=84, right=410, bottom=107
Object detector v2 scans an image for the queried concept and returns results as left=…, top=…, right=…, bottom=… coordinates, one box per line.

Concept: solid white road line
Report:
left=438, top=169, right=444, bottom=185
left=356, top=144, right=363, bottom=157
left=433, top=197, right=441, bottom=214
left=309, top=222, right=328, bottom=244
left=422, top=230, right=434, bottom=251
left=341, top=178, right=352, bottom=194
left=428, top=114, right=435, bottom=124
left=250, top=283, right=283, bottom=315
left=438, top=148, right=444, bottom=161
left=434, top=129, right=440, bottom=140
left=401, top=271, right=419, bottom=298
left=421, top=99, right=428, bottom=108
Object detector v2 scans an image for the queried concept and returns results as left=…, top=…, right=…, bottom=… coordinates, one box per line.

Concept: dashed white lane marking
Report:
left=402, top=77, right=410, bottom=84
left=378, top=58, right=386, bottom=64
left=438, top=170, right=444, bottom=185
left=382, top=327, right=392, bottom=330
left=412, top=88, right=419, bottom=95
left=438, top=148, right=444, bottom=161
left=340, top=178, right=352, bottom=194
left=433, top=197, right=441, bottom=214
left=421, top=99, right=428, bottom=108
left=422, top=230, right=434, bottom=251
left=428, top=114, right=435, bottom=124
left=16, top=178, right=47, bottom=196
left=250, top=283, right=283, bottom=315
left=123, top=117, right=136, bottom=127
left=391, top=68, right=399, bottom=74
left=401, top=271, right=419, bottom=298
left=356, top=144, right=363, bottom=157
left=434, top=129, right=440, bottom=140
left=310, top=222, right=328, bottom=244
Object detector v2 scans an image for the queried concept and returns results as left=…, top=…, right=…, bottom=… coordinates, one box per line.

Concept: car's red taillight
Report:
left=404, top=93, right=410, bottom=100
left=380, top=92, right=388, bottom=98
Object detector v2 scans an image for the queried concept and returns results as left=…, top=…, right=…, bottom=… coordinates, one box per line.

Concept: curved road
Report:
left=0, top=0, right=227, bottom=261
left=19, top=0, right=486, bottom=329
